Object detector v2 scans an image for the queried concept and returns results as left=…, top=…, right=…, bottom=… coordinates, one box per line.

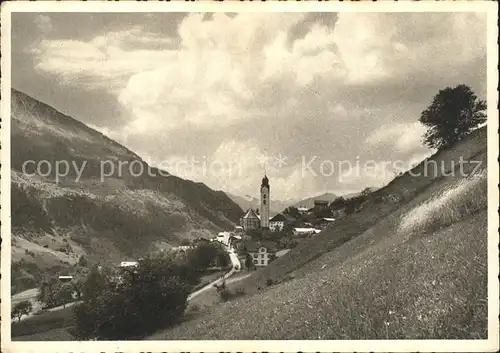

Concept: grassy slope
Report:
left=10, top=88, right=243, bottom=294
left=147, top=127, right=487, bottom=339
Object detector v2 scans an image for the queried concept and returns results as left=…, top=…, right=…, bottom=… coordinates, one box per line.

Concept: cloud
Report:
left=29, top=26, right=177, bottom=91
left=365, top=122, right=428, bottom=153
left=24, top=12, right=487, bottom=199
left=34, top=14, right=53, bottom=34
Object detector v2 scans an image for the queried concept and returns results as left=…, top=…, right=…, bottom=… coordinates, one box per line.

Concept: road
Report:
left=187, top=245, right=247, bottom=301
left=11, top=244, right=250, bottom=320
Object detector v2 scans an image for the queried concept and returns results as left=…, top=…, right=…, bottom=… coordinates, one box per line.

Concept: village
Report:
left=11, top=172, right=365, bottom=324
left=175, top=174, right=345, bottom=272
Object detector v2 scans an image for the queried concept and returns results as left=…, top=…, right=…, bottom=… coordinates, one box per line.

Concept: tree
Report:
left=419, top=84, right=486, bottom=149
left=187, top=243, right=219, bottom=271
left=361, top=187, right=372, bottom=197
left=244, top=253, right=254, bottom=272
left=329, top=197, right=347, bottom=211
left=82, top=265, right=108, bottom=307
left=73, top=253, right=189, bottom=340
left=37, top=276, right=61, bottom=308
left=283, top=206, right=301, bottom=220
left=12, top=300, right=32, bottom=322
left=216, top=252, right=230, bottom=268
left=78, top=255, right=88, bottom=267
left=55, top=283, right=74, bottom=307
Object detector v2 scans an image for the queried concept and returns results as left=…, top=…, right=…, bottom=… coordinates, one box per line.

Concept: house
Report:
left=120, top=261, right=139, bottom=268
left=315, top=217, right=336, bottom=229
left=313, top=200, right=329, bottom=213
left=237, top=240, right=277, bottom=267
left=216, top=231, right=232, bottom=245
left=292, top=227, right=321, bottom=236
left=228, top=234, right=242, bottom=249
left=332, top=208, right=346, bottom=219
left=269, top=213, right=296, bottom=232
left=234, top=225, right=244, bottom=234
left=58, top=275, right=73, bottom=283
left=240, top=208, right=260, bottom=230
left=297, top=206, right=309, bottom=214
left=171, top=245, right=192, bottom=253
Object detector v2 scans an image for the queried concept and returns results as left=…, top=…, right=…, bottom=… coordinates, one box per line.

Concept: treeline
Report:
left=31, top=242, right=229, bottom=339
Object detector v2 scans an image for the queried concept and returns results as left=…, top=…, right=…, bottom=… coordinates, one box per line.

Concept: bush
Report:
left=73, top=253, right=190, bottom=340
left=218, top=286, right=245, bottom=303
left=12, top=300, right=33, bottom=322
left=187, top=243, right=220, bottom=271
left=78, top=255, right=87, bottom=267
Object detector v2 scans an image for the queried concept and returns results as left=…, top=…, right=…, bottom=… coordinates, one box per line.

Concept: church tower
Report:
left=260, top=174, right=270, bottom=228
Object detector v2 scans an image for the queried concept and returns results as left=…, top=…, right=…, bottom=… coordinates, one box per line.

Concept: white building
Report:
left=120, top=261, right=139, bottom=267
left=216, top=231, right=232, bottom=245
left=238, top=240, right=277, bottom=267
left=171, top=245, right=192, bottom=253
left=297, top=206, right=309, bottom=214
left=269, top=213, right=296, bottom=232
left=292, top=228, right=321, bottom=236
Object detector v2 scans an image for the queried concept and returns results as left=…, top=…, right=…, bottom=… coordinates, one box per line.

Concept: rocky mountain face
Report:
left=10, top=89, right=243, bottom=294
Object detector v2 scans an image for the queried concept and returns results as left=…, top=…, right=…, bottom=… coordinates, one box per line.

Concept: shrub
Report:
left=187, top=243, right=220, bottom=271
left=73, top=253, right=190, bottom=340
left=55, top=283, right=74, bottom=307
left=12, top=300, right=33, bottom=322
left=78, top=255, right=87, bottom=267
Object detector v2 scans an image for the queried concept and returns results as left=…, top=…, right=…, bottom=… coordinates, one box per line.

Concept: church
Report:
left=240, top=174, right=270, bottom=230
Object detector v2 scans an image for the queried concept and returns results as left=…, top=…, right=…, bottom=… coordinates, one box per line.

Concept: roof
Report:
left=261, top=174, right=269, bottom=188
left=314, top=200, right=329, bottom=205
left=120, top=261, right=139, bottom=267
left=172, top=246, right=191, bottom=251
left=259, top=240, right=278, bottom=252
left=293, top=228, right=321, bottom=233
left=242, top=209, right=259, bottom=220
left=239, top=240, right=277, bottom=253
left=276, top=249, right=291, bottom=257
left=270, top=213, right=296, bottom=222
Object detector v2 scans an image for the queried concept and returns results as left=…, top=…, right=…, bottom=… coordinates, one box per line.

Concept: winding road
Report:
left=187, top=245, right=247, bottom=301
left=12, top=244, right=251, bottom=322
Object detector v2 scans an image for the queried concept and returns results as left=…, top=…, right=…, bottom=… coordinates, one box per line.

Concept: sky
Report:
left=11, top=11, right=487, bottom=201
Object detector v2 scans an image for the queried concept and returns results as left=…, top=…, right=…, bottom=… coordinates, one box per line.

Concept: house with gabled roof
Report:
left=237, top=239, right=277, bottom=267
left=240, top=208, right=260, bottom=230
left=269, top=213, right=296, bottom=232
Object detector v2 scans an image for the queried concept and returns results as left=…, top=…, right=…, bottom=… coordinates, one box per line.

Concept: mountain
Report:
left=150, top=126, right=488, bottom=340
left=225, top=192, right=296, bottom=217
left=10, top=89, right=243, bottom=294
left=340, top=187, right=378, bottom=200
left=292, top=192, right=338, bottom=209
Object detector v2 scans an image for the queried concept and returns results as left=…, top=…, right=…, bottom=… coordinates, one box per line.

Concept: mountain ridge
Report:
left=10, top=88, right=243, bottom=294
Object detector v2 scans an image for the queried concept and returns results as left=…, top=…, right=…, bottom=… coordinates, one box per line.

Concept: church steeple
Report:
left=261, top=174, right=269, bottom=189
left=260, top=173, right=270, bottom=228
